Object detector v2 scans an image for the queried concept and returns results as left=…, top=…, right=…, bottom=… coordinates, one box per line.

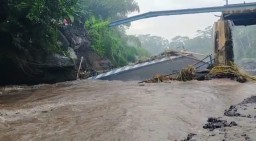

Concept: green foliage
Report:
left=73, top=0, right=139, bottom=26
left=1, top=0, right=146, bottom=68
left=0, top=0, right=78, bottom=58
left=85, top=17, right=150, bottom=66
left=79, top=0, right=139, bottom=19
left=81, top=0, right=149, bottom=67
left=85, top=16, right=109, bottom=56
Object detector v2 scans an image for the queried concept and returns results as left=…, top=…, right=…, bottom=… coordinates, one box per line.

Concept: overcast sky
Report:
left=126, top=0, right=256, bottom=40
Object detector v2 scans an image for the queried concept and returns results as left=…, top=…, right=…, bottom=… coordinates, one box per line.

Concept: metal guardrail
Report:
left=110, top=2, right=256, bottom=27
left=193, top=54, right=214, bottom=69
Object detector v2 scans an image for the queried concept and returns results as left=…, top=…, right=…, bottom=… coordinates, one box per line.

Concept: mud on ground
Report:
left=183, top=96, right=256, bottom=141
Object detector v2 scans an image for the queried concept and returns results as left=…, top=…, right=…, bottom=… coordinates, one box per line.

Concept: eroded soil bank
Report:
left=0, top=80, right=255, bottom=141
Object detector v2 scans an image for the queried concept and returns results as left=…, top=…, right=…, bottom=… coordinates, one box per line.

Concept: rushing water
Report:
left=0, top=79, right=255, bottom=141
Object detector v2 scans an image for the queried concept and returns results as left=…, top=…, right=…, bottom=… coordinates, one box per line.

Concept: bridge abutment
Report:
left=214, top=20, right=234, bottom=66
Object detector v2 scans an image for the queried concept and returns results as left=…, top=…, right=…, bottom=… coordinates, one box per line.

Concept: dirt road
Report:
left=0, top=80, right=255, bottom=141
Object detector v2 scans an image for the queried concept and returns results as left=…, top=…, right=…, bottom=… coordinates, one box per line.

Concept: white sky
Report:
left=126, top=0, right=256, bottom=40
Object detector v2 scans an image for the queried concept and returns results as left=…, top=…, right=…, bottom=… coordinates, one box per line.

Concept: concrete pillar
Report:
left=213, top=20, right=234, bottom=66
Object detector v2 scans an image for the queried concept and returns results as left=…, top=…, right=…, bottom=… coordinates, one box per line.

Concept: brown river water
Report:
left=0, top=79, right=255, bottom=141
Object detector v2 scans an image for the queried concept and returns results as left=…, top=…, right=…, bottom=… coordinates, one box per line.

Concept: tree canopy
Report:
left=0, top=0, right=148, bottom=68
left=0, top=0, right=78, bottom=55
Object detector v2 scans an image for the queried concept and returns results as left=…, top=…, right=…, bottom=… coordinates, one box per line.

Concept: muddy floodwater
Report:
left=0, top=80, right=256, bottom=141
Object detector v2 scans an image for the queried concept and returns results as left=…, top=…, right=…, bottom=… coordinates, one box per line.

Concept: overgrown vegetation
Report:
left=85, top=17, right=149, bottom=66
left=81, top=0, right=149, bottom=66
left=0, top=0, right=150, bottom=68
left=0, top=0, right=77, bottom=54
left=209, top=63, right=256, bottom=82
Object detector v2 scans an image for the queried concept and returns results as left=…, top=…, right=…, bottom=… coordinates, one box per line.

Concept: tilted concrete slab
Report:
left=89, top=55, right=209, bottom=81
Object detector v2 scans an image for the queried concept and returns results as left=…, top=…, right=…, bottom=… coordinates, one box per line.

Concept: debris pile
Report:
left=176, top=66, right=196, bottom=81
left=203, top=117, right=237, bottom=131
left=141, top=74, right=175, bottom=83
left=142, top=63, right=256, bottom=83
left=78, top=69, right=100, bottom=79
left=142, top=66, right=197, bottom=83
left=210, top=63, right=256, bottom=82
left=136, top=50, right=192, bottom=64
left=181, top=133, right=197, bottom=141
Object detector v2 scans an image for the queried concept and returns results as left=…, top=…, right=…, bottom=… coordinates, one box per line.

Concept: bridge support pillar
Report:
left=213, top=20, right=234, bottom=66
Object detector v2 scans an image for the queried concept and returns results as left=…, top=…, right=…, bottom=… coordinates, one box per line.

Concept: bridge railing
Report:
left=110, top=2, right=256, bottom=27
left=193, top=54, right=214, bottom=70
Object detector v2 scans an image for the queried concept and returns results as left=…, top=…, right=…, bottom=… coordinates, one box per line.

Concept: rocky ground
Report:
left=0, top=25, right=113, bottom=85
left=0, top=79, right=255, bottom=141
left=183, top=96, right=256, bottom=141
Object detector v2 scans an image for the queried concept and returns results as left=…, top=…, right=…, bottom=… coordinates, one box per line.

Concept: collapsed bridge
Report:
left=91, top=2, right=256, bottom=81
left=90, top=52, right=210, bottom=81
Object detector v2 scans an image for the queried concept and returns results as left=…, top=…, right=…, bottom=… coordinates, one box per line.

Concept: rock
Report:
left=67, top=47, right=77, bottom=60
left=224, top=96, right=256, bottom=119
left=44, top=54, right=74, bottom=68
left=241, top=96, right=256, bottom=104
left=209, top=134, right=216, bottom=137
left=0, top=53, right=77, bottom=85
left=203, top=117, right=237, bottom=131
left=0, top=25, right=112, bottom=85
left=58, top=30, right=70, bottom=49
left=229, top=121, right=238, bottom=126
left=60, top=26, right=89, bottom=49
left=41, top=111, right=48, bottom=113
left=181, top=133, right=197, bottom=141
left=245, top=136, right=251, bottom=140
left=60, top=26, right=113, bottom=72
left=236, top=76, right=247, bottom=83
left=224, top=105, right=241, bottom=117
left=196, top=75, right=206, bottom=81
